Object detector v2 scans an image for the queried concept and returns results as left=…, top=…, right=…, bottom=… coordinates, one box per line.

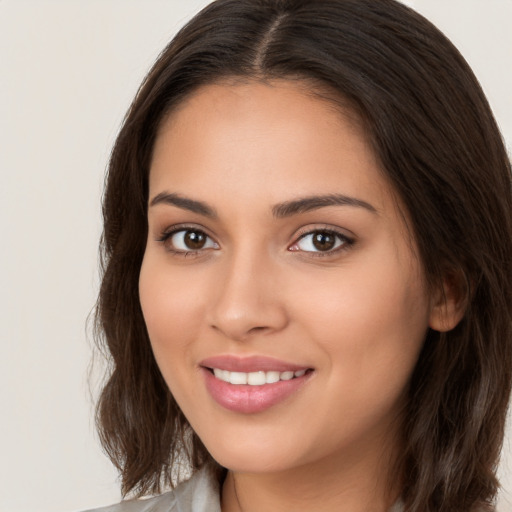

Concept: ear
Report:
left=428, top=271, right=467, bottom=332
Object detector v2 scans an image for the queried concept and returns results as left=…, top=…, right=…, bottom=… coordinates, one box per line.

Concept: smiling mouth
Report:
left=207, top=368, right=312, bottom=386
left=201, top=360, right=314, bottom=413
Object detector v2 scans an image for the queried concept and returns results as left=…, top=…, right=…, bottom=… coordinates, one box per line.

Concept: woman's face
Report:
left=139, top=80, right=435, bottom=474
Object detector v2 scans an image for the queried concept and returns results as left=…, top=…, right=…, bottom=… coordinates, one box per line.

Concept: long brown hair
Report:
left=95, top=1, right=512, bottom=510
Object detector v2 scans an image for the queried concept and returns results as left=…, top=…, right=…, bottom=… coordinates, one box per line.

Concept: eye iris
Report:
left=312, top=232, right=335, bottom=251
left=184, top=230, right=206, bottom=250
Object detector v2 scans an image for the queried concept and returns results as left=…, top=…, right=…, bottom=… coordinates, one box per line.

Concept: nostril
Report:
left=248, top=326, right=267, bottom=334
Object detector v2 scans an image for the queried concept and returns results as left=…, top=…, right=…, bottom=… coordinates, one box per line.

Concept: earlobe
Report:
left=428, top=272, right=468, bottom=332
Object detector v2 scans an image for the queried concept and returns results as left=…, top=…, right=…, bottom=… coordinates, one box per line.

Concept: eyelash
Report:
left=156, top=225, right=355, bottom=258
left=156, top=225, right=218, bottom=257
left=291, top=228, right=355, bottom=258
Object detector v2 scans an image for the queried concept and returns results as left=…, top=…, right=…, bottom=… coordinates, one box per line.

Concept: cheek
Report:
left=138, top=253, right=207, bottom=372
left=289, top=262, right=428, bottom=447
left=296, top=265, right=427, bottom=334
left=288, top=252, right=430, bottom=391
left=138, top=253, right=215, bottom=420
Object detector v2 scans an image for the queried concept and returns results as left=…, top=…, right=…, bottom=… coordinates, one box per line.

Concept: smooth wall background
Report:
left=1, top=1, right=510, bottom=511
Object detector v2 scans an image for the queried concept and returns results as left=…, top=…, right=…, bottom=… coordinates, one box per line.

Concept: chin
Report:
left=211, top=451, right=296, bottom=475
left=196, top=428, right=303, bottom=474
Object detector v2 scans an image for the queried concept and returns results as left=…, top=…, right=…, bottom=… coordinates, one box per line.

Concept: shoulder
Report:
left=80, top=492, right=175, bottom=512
left=81, top=467, right=221, bottom=512
left=81, top=492, right=174, bottom=512
left=389, top=499, right=404, bottom=512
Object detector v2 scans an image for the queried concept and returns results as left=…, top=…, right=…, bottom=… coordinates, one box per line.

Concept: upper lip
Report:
left=200, top=355, right=312, bottom=373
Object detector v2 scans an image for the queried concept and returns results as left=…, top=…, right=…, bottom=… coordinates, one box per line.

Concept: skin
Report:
left=139, top=80, right=454, bottom=512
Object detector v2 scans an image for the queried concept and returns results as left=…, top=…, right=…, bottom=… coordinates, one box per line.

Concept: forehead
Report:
left=150, top=80, right=389, bottom=205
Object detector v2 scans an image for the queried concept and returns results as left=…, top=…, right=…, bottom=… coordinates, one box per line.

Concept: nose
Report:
left=207, top=249, right=289, bottom=342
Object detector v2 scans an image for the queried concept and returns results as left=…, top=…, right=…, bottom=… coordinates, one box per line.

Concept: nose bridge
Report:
left=208, top=242, right=287, bottom=341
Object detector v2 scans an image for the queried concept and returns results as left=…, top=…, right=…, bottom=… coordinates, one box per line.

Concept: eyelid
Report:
left=293, top=223, right=355, bottom=240
left=156, top=222, right=214, bottom=239
left=288, top=225, right=355, bottom=255
left=156, top=223, right=219, bottom=255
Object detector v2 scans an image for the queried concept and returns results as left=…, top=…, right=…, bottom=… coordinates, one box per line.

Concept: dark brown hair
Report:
left=95, top=1, right=512, bottom=510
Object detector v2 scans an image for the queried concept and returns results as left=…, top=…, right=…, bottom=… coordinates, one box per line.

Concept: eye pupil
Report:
left=184, top=230, right=206, bottom=249
left=312, top=232, right=335, bottom=251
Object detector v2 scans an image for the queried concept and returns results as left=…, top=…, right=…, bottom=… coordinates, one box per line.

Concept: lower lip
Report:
left=202, top=368, right=312, bottom=414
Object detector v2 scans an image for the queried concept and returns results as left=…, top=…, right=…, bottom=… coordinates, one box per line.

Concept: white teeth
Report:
left=247, top=371, right=266, bottom=385
left=212, top=368, right=308, bottom=385
left=229, top=372, right=248, bottom=385
left=266, top=371, right=280, bottom=383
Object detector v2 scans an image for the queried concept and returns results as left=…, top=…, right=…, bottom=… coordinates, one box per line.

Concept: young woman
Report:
left=87, top=1, right=512, bottom=511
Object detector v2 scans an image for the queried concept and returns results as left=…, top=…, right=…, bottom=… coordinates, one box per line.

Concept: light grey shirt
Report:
left=82, top=469, right=221, bottom=512
left=83, top=467, right=404, bottom=512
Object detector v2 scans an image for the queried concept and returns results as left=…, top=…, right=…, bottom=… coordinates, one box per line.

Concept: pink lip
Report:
left=200, top=355, right=314, bottom=414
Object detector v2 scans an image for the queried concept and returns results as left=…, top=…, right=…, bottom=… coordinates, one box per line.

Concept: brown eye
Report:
left=292, top=229, right=352, bottom=254
left=184, top=230, right=207, bottom=249
left=163, top=228, right=218, bottom=253
left=312, top=232, right=336, bottom=251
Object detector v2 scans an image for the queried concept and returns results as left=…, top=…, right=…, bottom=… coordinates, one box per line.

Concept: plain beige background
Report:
left=0, top=1, right=510, bottom=511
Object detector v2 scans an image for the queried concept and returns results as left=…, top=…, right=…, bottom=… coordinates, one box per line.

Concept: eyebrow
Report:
left=149, top=192, right=218, bottom=218
left=149, top=191, right=377, bottom=218
left=272, top=194, right=378, bottom=218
